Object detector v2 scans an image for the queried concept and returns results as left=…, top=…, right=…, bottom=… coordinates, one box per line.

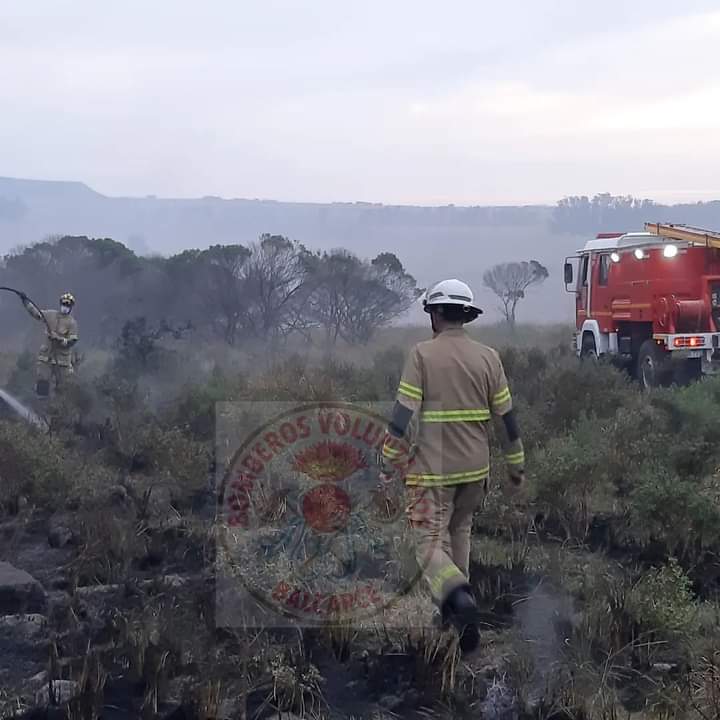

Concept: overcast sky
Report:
left=2, top=1, right=720, bottom=205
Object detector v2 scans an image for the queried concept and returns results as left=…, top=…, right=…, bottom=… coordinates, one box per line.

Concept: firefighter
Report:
left=20, top=291, right=79, bottom=396
left=379, top=278, right=525, bottom=654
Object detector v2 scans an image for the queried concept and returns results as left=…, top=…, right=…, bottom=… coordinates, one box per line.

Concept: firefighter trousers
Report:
left=36, top=360, right=73, bottom=395
left=405, top=482, right=485, bottom=608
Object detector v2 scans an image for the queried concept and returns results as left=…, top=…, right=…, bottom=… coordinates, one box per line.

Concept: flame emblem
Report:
left=292, top=440, right=368, bottom=483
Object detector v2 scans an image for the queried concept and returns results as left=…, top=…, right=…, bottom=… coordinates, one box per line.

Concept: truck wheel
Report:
left=580, top=334, right=598, bottom=363
left=637, top=340, right=671, bottom=389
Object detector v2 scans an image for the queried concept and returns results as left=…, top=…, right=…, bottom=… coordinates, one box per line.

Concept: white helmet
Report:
left=422, top=278, right=483, bottom=315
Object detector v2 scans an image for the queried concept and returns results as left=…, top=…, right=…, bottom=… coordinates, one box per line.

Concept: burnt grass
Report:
left=2, top=344, right=720, bottom=719
left=0, top=499, right=520, bottom=720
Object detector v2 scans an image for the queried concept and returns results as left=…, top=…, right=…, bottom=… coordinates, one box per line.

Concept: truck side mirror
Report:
left=564, top=262, right=573, bottom=286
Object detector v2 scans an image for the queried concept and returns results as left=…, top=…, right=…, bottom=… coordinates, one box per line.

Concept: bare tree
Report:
left=307, top=250, right=421, bottom=345
left=242, top=234, right=312, bottom=340
left=208, top=245, right=253, bottom=345
left=482, top=260, right=549, bottom=328
left=305, top=249, right=360, bottom=345
left=0, top=233, right=420, bottom=350
left=169, top=244, right=251, bottom=346
left=163, top=237, right=314, bottom=345
left=349, top=252, right=421, bottom=343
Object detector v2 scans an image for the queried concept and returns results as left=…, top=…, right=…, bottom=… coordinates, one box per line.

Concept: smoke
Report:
left=514, top=582, right=575, bottom=706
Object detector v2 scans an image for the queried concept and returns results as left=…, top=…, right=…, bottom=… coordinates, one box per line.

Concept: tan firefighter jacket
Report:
left=24, top=304, right=78, bottom=368
left=381, top=327, right=524, bottom=486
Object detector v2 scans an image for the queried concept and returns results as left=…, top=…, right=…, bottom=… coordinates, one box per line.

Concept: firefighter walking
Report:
left=379, top=279, right=525, bottom=654
left=20, top=291, right=79, bottom=396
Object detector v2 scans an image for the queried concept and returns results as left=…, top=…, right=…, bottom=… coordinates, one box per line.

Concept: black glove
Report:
left=47, top=332, right=66, bottom=346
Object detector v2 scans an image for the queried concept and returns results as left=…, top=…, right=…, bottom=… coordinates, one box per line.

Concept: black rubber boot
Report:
left=441, top=586, right=480, bottom=654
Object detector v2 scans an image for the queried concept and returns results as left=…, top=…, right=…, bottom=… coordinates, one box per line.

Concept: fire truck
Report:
left=564, top=222, right=720, bottom=388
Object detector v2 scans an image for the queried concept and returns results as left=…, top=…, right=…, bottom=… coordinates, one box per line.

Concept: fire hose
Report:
left=0, top=286, right=53, bottom=336
left=0, top=286, right=60, bottom=371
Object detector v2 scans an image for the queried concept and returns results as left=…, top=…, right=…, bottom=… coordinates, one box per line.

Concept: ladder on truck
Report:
left=645, top=222, right=720, bottom=249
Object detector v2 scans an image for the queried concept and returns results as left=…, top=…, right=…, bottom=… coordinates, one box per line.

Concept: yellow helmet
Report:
left=60, top=292, right=75, bottom=307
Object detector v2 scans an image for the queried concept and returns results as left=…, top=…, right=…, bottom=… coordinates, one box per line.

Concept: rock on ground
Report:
left=47, top=523, right=74, bottom=549
left=0, top=562, right=47, bottom=614
left=34, top=679, right=80, bottom=707
left=0, top=613, right=46, bottom=635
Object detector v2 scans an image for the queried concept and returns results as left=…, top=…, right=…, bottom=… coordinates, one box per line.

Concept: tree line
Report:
left=0, top=234, right=421, bottom=347
left=551, top=193, right=720, bottom=234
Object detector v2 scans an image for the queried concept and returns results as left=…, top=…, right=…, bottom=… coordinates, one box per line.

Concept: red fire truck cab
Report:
left=564, top=223, right=720, bottom=388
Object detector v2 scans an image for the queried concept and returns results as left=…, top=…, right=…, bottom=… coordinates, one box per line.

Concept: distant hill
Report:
left=11, top=176, right=720, bottom=325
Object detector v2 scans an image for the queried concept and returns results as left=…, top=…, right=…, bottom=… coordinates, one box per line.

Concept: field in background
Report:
left=2, top=322, right=573, bottom=396
left=337, top=322, right=572, bottom=363
left=231, top=322, right=573, bottom=371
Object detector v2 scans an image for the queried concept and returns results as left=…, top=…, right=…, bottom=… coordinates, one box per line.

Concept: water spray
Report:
left=0, top=388, right=46, bottom=429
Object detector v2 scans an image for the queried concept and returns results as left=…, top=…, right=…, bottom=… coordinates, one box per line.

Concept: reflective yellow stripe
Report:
left=407, top=467, right=490, bottom=480
left=398, top=388, right=422, bottom=401
left=382, top=445, right=402, bottom=458
left=398, top=381, right=422, bottom=400
left=430, top=564, right=464, bottom=596
left=406, top=467, right=490, bottom=486
left=505, top=451, right=525, bottom=465
left=420, top=409, right=490, bottom=422
left=493, top=387, right=511, bottom=405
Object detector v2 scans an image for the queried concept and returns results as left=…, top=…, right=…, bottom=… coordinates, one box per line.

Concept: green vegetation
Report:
left=1, top=324, right=720, bottom=719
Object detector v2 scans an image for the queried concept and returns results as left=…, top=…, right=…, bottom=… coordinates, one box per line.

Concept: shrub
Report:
left=74, top=502, right=145, bottom=584
left=5, top=350, right=37, bottom=401
left=144, top=426, right=211, bottom=504
left=113, top=316, right=181, bottom=377
left=170, top=368, right=247, bottom=441
left=248, top=355, right=379, bottom=403
left=499, top=346, right=549, bottom=388
left=573, top=566, right=638, bottom=656
left=269, top=652, right=325, bottom=717
left=628, top=558, right=699, bottom=640
left=532, top=414, right=615, bottom=541
left=630, top=466, right=720, bottom=561
left=94, top=374, right=158, bottom=471
left=651, top=378, right=720, bottom=479
left=530, top=381, right=720, bottom=559
left=600, top=400, right=668, bottom=499
left=531, top=362, right=634, bottom=438
left=499, top=347, right=636, bottom=452
left=0, top=419, right=75, bottom=510
left=371, top=346, right=405, bottom=398
left=503, top=396, right=545, bottom=454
